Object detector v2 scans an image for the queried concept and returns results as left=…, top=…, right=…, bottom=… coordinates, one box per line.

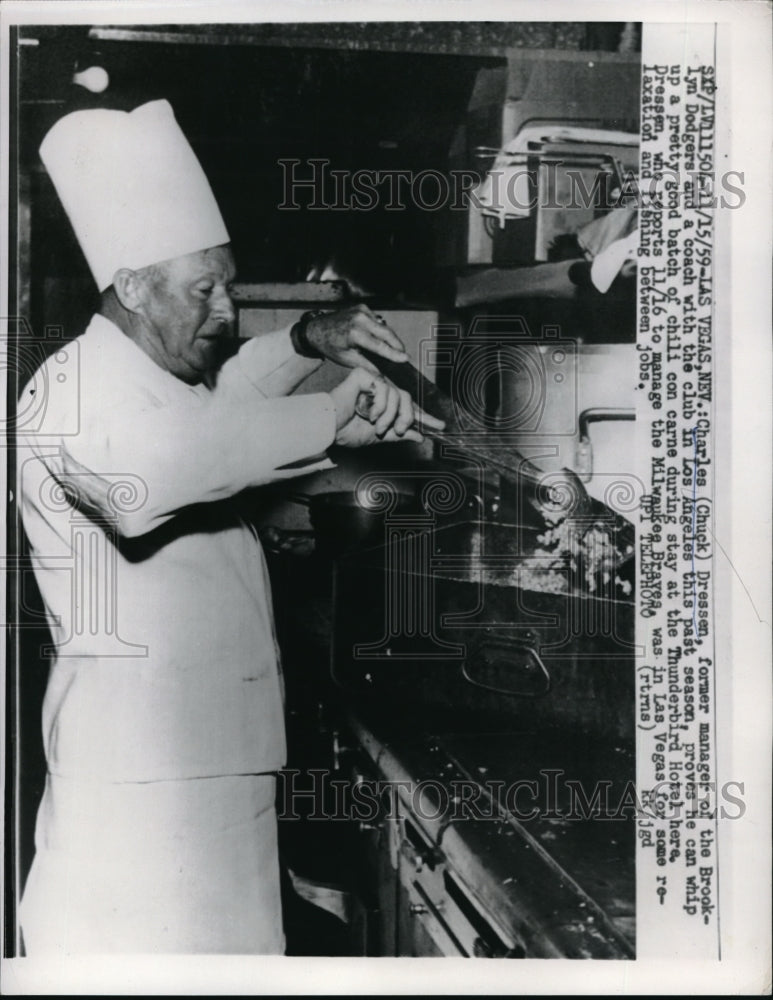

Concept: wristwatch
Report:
left=290, top=310, right=327, bottom=359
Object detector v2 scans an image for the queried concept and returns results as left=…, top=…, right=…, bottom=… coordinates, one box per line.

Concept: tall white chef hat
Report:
left=39, top=99, right=230, bottom=292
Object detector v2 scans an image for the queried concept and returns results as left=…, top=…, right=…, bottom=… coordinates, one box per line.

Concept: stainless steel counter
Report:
left=346, top=712, right=635, bottom=958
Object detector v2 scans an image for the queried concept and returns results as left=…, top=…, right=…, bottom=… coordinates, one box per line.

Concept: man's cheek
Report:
left=195, top=309, right=216, bottom=335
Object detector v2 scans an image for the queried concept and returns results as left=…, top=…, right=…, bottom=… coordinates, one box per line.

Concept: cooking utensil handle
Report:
left=360, top=350, right=546, bottom=483
left=413, top=418, right=543, bottom=484
left=359, top=348, right=592, bottom=521
left=461, top=640, right=551, bottom=698
left=359, top=348, right=457, bottom=425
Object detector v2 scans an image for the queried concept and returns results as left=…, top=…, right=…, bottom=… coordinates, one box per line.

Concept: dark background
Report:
left=16, top=21, right=634, bottom=341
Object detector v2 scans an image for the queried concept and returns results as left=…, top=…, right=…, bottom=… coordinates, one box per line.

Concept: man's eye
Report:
left=196, top=286, right=213, bottom=298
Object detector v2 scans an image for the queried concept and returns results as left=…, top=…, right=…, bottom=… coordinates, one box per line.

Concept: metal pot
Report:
left=289, top=490, right=419, bottom=556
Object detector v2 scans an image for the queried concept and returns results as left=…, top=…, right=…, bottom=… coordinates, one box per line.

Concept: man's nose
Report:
left=211, top=286, right=236, bottom=325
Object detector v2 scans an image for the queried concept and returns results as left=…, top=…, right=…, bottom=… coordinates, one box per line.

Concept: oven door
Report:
left=331, top=526, right=635, bottom=741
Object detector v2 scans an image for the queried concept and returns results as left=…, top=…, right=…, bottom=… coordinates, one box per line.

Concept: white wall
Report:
left=504, top=341, right=639, bottom=507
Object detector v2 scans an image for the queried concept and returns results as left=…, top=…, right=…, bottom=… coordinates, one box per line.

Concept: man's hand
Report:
left=304, top=305, right=409, bottom=374
left=329, top=367, right=444, bottom=448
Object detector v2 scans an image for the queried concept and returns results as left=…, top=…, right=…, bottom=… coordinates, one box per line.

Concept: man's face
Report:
left=137, top=245, right=237, bottom=384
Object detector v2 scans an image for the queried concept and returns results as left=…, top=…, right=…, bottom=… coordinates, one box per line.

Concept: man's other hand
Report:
left=305, top=305, right=409, bottom=373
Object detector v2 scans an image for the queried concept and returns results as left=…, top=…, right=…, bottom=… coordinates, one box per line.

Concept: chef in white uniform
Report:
left=17, top=99, right=440, bottom=955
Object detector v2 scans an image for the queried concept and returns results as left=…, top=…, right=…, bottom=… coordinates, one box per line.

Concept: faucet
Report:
left=575, top=408, right=636, bottom=482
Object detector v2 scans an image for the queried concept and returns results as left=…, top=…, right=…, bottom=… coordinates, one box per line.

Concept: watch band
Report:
left=290, top=310, right=326, bottom=359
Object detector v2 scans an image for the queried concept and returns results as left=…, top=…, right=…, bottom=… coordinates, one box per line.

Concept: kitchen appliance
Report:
left=331, top=519, right=635, bottom=742
left=318, top=347, right=635, bottom=741
left=327, top=505, right=636, bottom=954
left=344, top=715, right=635, bottom=958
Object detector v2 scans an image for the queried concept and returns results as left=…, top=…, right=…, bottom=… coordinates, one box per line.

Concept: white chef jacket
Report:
left=20, top=772, right=284, bottom=954
left=18, top=313, right=337, bottom=783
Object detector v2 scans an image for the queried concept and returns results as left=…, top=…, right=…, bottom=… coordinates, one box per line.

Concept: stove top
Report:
left=349, top=712, right=635, bottom=955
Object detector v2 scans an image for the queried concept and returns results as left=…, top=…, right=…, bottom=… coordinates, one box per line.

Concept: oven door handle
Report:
left=461, top=639, right=551, bottom=697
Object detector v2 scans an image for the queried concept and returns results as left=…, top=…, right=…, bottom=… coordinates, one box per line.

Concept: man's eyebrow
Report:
left=192, top=270, right=229, bottom=283
left=193, top=261, right=237, bottom=280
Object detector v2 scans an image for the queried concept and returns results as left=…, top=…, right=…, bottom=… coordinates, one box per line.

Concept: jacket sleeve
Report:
left=57, top=388, right=336, bottom=537
left=217, top=324, right=327, bottom=399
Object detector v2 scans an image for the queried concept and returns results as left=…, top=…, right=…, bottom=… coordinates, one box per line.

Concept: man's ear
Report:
left=112, top=269, right=145, bottom=313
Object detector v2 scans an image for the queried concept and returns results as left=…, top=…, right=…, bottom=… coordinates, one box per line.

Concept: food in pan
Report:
left=533, top=517, right=634, bottom=596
